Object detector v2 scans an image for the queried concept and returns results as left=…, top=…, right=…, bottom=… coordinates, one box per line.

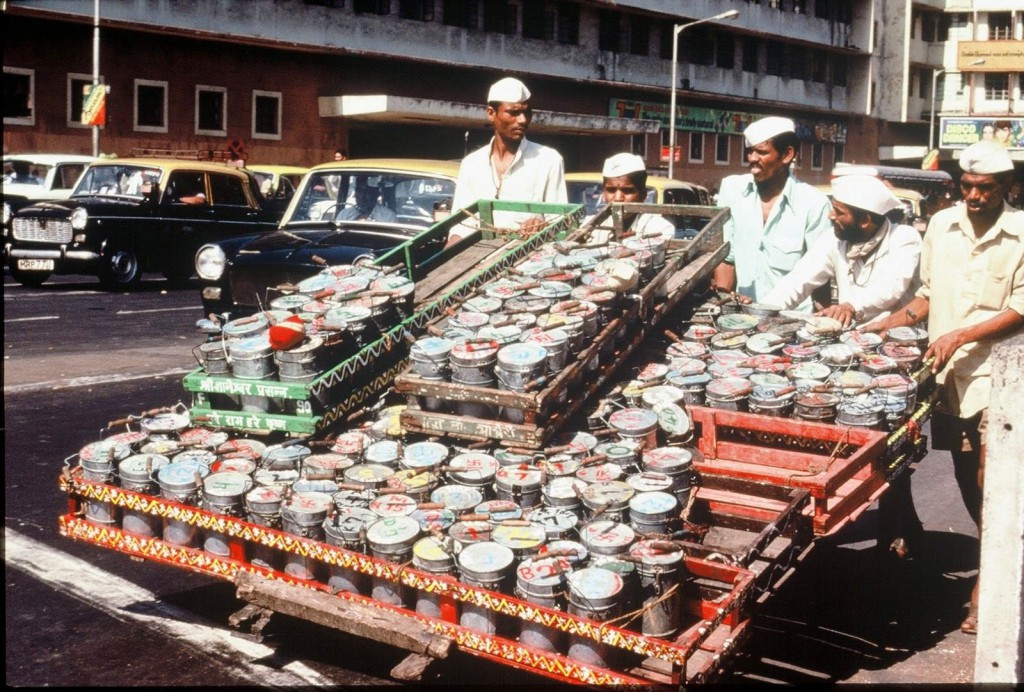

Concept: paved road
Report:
left=4, top=270, right=980, bottom=686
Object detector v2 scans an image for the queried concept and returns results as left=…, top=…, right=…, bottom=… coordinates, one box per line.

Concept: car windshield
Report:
left=3, top=159, right=50, bottom=185
left=74, top=164, right=162, bottom=198
left=290, top=170, right=455, bottom=228
left=567, top=181, right=656, bottom=215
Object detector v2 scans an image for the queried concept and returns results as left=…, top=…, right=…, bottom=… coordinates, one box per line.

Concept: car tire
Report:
left=9, top=265, right=51, bottom=288
left=99, top=245, right=142, bottom=288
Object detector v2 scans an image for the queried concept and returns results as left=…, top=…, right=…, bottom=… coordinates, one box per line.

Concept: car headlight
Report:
left=196, top=244, right=227, bottom=281
left=2, top=202, right=10, bottom=227
left=70, top=207, right=89, bottom=230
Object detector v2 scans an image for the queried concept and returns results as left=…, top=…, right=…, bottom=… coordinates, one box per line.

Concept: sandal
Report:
left=960, top=609, right=978, bottom=635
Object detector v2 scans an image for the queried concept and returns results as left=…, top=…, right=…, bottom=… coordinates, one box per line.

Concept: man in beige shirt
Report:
left=865, top=140, right=1024, bottom=635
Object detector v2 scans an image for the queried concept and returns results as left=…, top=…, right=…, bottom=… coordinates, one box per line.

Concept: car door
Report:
left=158, top=169, right=217, bottom=271
left=207, top=171, right=276, bottom=238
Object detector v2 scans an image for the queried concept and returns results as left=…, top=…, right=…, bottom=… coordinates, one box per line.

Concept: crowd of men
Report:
left=445, top=76, right=1023, bottom=638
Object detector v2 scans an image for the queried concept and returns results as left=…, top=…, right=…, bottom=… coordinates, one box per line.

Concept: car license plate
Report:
left=16, top=259, right=54, bottom=271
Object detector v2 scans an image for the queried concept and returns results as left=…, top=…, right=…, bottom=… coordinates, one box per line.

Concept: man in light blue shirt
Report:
left=711, top=116, right=831, bottom=309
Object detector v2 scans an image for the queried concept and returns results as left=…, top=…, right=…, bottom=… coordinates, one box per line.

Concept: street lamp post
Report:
left=668, top=9, right=740, bottom=179
left=929, top=59, right=985, bottom=152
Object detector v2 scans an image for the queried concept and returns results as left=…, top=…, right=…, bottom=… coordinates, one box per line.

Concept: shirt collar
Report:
left=954, top=202, right=1023, bottom=244
left=741, top=171, right=795, bottom=205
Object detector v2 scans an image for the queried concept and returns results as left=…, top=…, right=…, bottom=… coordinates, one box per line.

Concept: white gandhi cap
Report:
left=487, top=77, right=531, bottom=104
left=959, top=140, right=1014, bottom=174
left=743, top=116, right=796, bottom=147
left=831, top=174, right=901, bottom=216
left=602, top=153, right=646, bottom=178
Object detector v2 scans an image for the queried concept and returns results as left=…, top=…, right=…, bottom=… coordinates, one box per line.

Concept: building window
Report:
left=815, top=0, right=831, bottom=20
left=742, top=37, right=758, bottom=73
left=399, top=0, right=433, bottom=20
left=252, top=90, right=282, bottom=140
left=3, top=67, right=34, bottom=125
left=689, top=132, right=704, bottom=163
left=766, top=42, right=785, bottom=76
left=67, top=73, right=93, bottom=128
left=688, top=30, right=715, bottom=66
left=196, top=85, right=227, bottom=136
left=483, top=0, right=516, bottom=34
left=790, top=45, right=807, bottom=80
left=556, top=2, right=579, bottom=45
left=988, top=12, right=1012, bottom=40
left=811, top=52, right=827, bottom=83
left=134, top=79, right=168, bottom=133
left=834, top=143, right=844, bottom=163
left=629, top=15, right=650, bottom=56
left=304, top=0, right=345, bottom=7
left=598, top=11, right=620, bottom=51
left=715, top=134, right=731, bottom=165
left=984, top=73, right=1009, bottom=101
left=353, top=0, right=390, bottom=14
left=522, top=0, right=552, bottom=39
left=716, top=33, right=735, bottom=69
left=811, top=142, right=823, bottom=169
left=832, top=56, right=848, bottom=87
left=659, top=20, right=674, bottom=59
left=444, top=0, right=478, bottom=29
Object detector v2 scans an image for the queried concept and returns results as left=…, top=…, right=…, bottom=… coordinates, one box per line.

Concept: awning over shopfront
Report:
left=318, top=95, right=660, bottom=136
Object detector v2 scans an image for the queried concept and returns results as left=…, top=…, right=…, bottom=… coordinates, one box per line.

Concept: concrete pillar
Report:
left=974, top=330, right=1024, bottom=684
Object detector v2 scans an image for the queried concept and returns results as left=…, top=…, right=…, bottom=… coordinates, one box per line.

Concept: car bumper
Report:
left=8, top=245, right=100, bottom=262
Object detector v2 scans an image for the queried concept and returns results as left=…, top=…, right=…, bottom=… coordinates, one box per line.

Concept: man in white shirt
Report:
left=763, top=174, right=921, bottom=327
left=448, top=77, right=567, bottom=245
left=590, top=153, right=676, bottom=244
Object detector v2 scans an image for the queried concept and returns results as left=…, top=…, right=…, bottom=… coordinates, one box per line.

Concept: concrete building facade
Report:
left=2, top=0, right=1020, bottom=189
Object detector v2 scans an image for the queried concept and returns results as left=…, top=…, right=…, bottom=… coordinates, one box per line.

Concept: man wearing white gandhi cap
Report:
left=764, top=173, right=921, bottom=326
left=591, top=153, right=676, bottom=243
left=712, top=115, right=832, bottom=309
left=449, top=76, right=567, bottom=245
left=864, top=139, right=1023, bottom=635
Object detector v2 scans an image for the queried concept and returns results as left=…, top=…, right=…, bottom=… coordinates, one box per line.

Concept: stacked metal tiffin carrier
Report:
left=193, top=261, right=414, bottom=414
left=67, top=390, right=710, bottom=670
left=641, top=296, right=928, bottom=431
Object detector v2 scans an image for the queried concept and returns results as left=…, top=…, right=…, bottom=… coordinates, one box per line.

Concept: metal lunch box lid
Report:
left=593, top=440, right=640, bottom=463
left=715, top=313, right=761, bottom=333
left=879, top=342, right=923, bottom=361
left=514, top=258, right=555, bottom=276
left=782, top=343, right=822, bottom=360
left=412, top=536, right=455, bottom=571
left=493, top=523, right=548, bottom=552
left=829, top=369, right=874, bottom=391
left=303, top=452, right=357, bottom=477
left=795, top=391, right=842, bottom=408
left=709, top=349, right=749, bottom=365
left=516, top=555, right=573, bottom=593
left=402, top=441, right=449, bottom=470
left=749, top=372, right=791, bottom=389
left=463, top=295, right=503, bottom=314
left=503, top=294, right=552, bottom=315
left=838, top=393, right=886, bottom=415
left=543, top=476, right=588, bottom=502
left=552, top=430, right=599, bottom=455
left=535, top=312, right=583, bottom=335
left=430, top=484, right=484, bottom=512
left=707, top=363, right=754, bottom=380
left=572, top=285, right=617, bottom=305
left=269, top=293, right=309, bottom=312
left=369, top=492, right=418, bottom=517
left=477, top=324, right=524, bottom=345
left=177, top=427, right=229, bottom=449
left=554, top=252, right=597, bottom=271
left=575, top=461, right=625, bottom=483
left=632, top=362, right=668, bottom=384
left=300, top=301, right=332, bottom=317
left=217, top=438, right=267, bottom=460
left=157, top=460, right=211, bottom=492
left=118, top=453, right=171, bottom=482
left=171, top=449, right=220, bottom=469
left=327, top=275, right=372, bottom=300
left=363, top=440, right=401, bottom=466
left=668, top=357, right=708, bottom=377
left=387, top=469, right=440, bottom=496
left=495, top=466, right=545, bottom=492
left=411, top=337, right=454, bottom=361
left=496, top=342, right=548, bottom=370
left=474, top=499, right=524, bottom=523
left=710, top=332, right=750, bottom=351
left=246, top=484, right=285, bottom=513
left=253, top=468, right=299, bottom=488
left=840, top=330, right=884, bottom=351
left=581, top=481, right=635, bottom=511
left=343, top=463, right=396, bottom=489
left=79, top=440, right=132, bottom=466
left=322, top=304, right=373, bottom=331
left=527, top=506, right=580, bottom=534
left=682, top=324, right=718, bottom=342
left=275, top=335, right=323, bottom=358
left=786, top=361, right=832, bottom=381
left=324, top=505, right=378, bottom=543
left=488, top=311, right=537, bottom=331
left=743, top=354, right=789, bottom=372
left=105, top=429, right=149, bottom=448
left=262, top=444, right=310, bottom=468
left=629, top=539, right=685, bottom=566
left=642, top=446, right=695, bottom=473
left=820, top=343, right=858, bottom=364
left=457, top=541, right=515, bottom=580
left=371, top=405, right=405, bottom=441
left=521, top=326, right=568, bottom=348
left=538, top=454, right=581, bottom=478
left=282, top=491, right=334, bottom=524
left=291, top=478, right=339, bottom=494
left=672, top=372, right=713, bottom=388
left=365, top=515, right=421, bottom=549
left=139, top=410, right=192, bottom=436
left=641, top=385, right=685, bottom=408
left=494, top=449, right=534, bottom=466
left=449, top=310, right=491, bottom=331
left=450, top=338, right=499, bottom=363
left=229, top=334, right=273, bottom=358
left=203, top=471, right=254, bottom=501
left=221, top=313, right=270, bottom=339
left=629, top=491, right=679, bottom=517
left=482, top=279, right=525, bottom=300
left=528, top=281, right=573, bottom=300
left=885, top=325, right=929, bottom=345
left=859, top=353, right=899, bottom=374
left=447, top=452, right=499, bottom=484
left=410, top=508, right=457, bottom=532
left=874, top=373, right=917, bottom=395
left=441, top=326, right=475, bottom=341
left=626, top=471, right=674, bottom=493
left=705, top=377, right=754, bottom=401
left=667, top=341, right=709, bottom=360
left=449, top=520, right=494, bottom=547
left=608, top=407, right=659, bottom=436
left=567, top=567, right=624, bottom=602
left=371, top=274, right=414, bottom=296
left=539, top=539, right=589, bottom=563
left=332, top=488, right=376, bottom=509
left=294, top=271, right=342, bottom=293
left=331, top=430, right=371, bottom=457
left=750, top=384, right=797, bottom=403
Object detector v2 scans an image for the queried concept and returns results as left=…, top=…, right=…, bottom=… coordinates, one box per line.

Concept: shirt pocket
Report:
left=763, top=228, right=805, bottom=272
left=977, top=272, right=1008, bottom=310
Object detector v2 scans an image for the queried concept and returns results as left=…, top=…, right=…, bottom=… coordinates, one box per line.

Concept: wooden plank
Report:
left=233, top=571, right=452, bottom=660
left=695, top=486, right=791, bottom=514
left=413, top=238, right=507, bottom=303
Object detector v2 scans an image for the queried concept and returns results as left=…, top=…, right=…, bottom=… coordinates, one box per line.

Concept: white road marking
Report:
left=4, top=368, right=194, bottom=395
left=5, top=528, right=336, bottom=687
left=116, top=306, right=200, bottom=315
left=4, top=315, right=60, bottom=323
left=3, top=288, right=104, bottom=296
